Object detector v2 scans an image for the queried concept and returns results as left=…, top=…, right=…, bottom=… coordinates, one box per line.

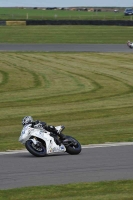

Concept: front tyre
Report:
left=65, top=136, right=81, bottom=155
left=25, top=139, right=46, bottom=157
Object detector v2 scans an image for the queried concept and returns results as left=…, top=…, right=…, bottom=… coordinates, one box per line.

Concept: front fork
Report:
left=30, top=137, right=38, bottom=145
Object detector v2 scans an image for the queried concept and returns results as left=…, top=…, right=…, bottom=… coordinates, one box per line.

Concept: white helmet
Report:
left=22, top=116, right=33, bottom=126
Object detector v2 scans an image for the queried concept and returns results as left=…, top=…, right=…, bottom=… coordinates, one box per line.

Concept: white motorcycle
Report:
left=19, top=124, right=81, bottom=157
left=127, top=40, right=133, bottom=49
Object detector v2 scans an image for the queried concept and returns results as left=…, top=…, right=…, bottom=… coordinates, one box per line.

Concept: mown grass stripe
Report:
left=0, top=70, right=9, bottom=87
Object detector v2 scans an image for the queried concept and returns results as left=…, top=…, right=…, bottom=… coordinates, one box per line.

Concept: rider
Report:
left=22, top=116, right=66, bottom=145
left=127, top=40, right=133, bottom=48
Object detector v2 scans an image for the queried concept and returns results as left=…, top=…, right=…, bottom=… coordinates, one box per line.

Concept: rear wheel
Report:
left=25, top=139, right=46, bottom=157
left=64, top=136, right=81, bottom=155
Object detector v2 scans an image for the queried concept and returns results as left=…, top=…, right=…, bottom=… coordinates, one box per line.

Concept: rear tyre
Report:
left=65, top=136, right=81, bottom=155
left=25, top=139, right=46, bottom=157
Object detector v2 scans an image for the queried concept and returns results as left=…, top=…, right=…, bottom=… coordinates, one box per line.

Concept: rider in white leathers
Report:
left=127, top=41, right=133, bottom=48
left=22, top=116, right=66, bottom=145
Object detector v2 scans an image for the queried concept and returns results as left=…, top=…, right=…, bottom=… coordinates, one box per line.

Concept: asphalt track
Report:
left=0, top=43, right=132, bottom=52
left=0, top=44, right=133, bottom=190
left=1, top=144, right=133, bottom=190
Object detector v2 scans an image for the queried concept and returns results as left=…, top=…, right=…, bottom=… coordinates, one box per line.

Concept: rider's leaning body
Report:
left=21, top=116, right=66, bottom=145
left=127, top=40, right=133, bottom=48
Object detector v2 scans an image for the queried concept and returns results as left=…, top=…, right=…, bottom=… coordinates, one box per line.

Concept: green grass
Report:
left=0, top=25, right=133, bottom=44
left=1, top=180, right=133, bottom=199
left=1, top=52, right=133, bottom=151
left=0, top=7, right=131, bottom=20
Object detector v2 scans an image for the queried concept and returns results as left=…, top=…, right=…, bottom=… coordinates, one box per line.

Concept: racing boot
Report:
left=58, top=133, right=69, bottom=146
left=58, top=132, right=66, bottom=140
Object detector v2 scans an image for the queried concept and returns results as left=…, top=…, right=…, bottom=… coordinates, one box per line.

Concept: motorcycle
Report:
left=127, top=40, right=133, bottom=49
left=19, top=124, right=81, bottom=157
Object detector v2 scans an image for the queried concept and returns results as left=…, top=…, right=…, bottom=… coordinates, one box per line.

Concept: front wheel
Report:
left=25, top=139, right=46, bottom=157
left=64, top=136, right=81, bottom=155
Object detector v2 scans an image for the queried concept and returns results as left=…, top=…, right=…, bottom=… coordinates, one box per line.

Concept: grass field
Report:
left=0, top=52, right=133, bottom=151
left=0, top=7, right=131, bottom=20
left=0, top=25, right=133, bottom=44
left=1, top=180, right=133, bottom=199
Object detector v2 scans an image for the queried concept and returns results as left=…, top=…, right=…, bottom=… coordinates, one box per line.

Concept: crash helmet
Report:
left=22, top=116, right=34, bottom=126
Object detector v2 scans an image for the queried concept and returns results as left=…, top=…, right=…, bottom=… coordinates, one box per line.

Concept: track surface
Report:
left=1, top=145, right=133, bottom=189
left=0, top=44, right=132, bottom=52
left=0, top=44, right=132, bottom=190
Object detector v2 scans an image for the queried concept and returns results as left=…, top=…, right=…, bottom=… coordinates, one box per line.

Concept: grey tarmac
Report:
left=1, top=143, right=133, bottom=189
left=0, top=43, right=132, bottom=52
